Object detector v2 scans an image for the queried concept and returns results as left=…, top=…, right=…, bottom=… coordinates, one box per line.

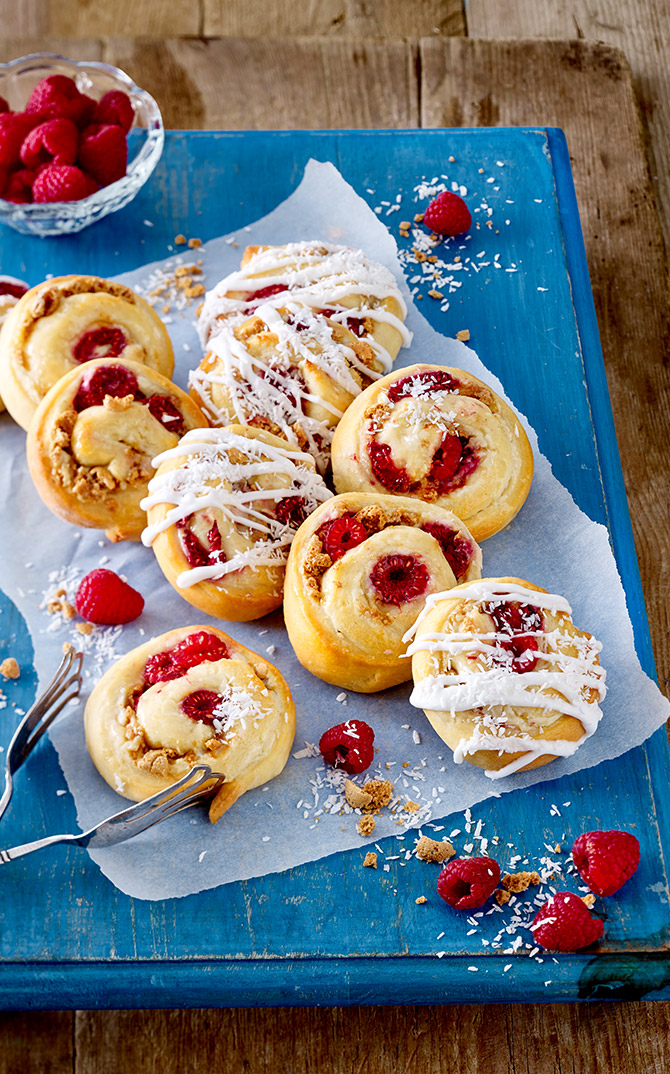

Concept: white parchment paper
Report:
left=1, top=161, right=668, bottom=900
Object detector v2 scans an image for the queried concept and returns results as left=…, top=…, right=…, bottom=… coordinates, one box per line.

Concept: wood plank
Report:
left=101, top=37, right=419, bottom=129
left=0, top=39, right=103, bottom=64
left=203, top=0, right=465, bottom=38
left=0, top=1011, right=73, bottom=1074
left=466, top=1, right=670, bottom=277
left=420, top=36, right=670, bottom=698
left=43, top=0, right=201, bottom=37
left=73, top=1001, right=670, bottom=1073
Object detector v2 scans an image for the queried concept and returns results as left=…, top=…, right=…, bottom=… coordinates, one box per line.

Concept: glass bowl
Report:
left=0, top=53, right=164, bottom=237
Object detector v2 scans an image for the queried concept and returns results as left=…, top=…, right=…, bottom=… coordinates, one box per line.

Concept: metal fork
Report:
left=0, top=763, right=225, bottom=864
left=0, top=644, right=83, bottom=822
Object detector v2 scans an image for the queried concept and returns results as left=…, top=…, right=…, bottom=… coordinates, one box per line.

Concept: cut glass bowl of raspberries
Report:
left=0, top=53, right=164, bottom=236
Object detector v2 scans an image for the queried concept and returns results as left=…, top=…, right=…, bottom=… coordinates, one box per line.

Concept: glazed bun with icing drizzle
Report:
left=407, top=578, right=606, bottom=778
left=197, top=240, right=412, bottom=371
left=331, top=364, right=534, bottom=542
left=283, top=492, right=482, bottom=693
left=0, top=275, right=175, bottom=431
left=189, top=300, right=387, bottom=475
left=26, top=357, right=208, bottom=542
left=141, top=424, right=333, bottom=622
left=84, top=625, right=296, bottom=823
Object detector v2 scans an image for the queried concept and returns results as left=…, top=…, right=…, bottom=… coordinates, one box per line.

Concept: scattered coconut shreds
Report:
left=133, top=256, right=207, bottom=315
left=40, top=566, right=122, bottom=678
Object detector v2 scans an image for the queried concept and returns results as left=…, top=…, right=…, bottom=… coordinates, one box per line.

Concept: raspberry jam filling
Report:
left=275, top=495, right=308, bottom=528
left=0, top=278, right=28, bottom=299
left=319, top=514, right=368, bottom=560
left=143, top=632, right=229, bottom=685
left=421, top=522, right=472, bottom=580
left=72, top=364, right=139, bottom=411
left=319, top=308, right=367, bottom=337
left=367, top=440, right=411, bottom=492
left=145, top=394, right=186, bottom=436
left=180, top=689, right=223, bottom=723
left=370, top=554, right=429, bottom=606
left=246, top=283, right=286, bottom=307
left=482, top=600, right=544, bottom=673
left=177, top=516, right=226, bottom=570
left=387, top=369, right=459, bottom=402
left=73, top=325, right=128, bottom=364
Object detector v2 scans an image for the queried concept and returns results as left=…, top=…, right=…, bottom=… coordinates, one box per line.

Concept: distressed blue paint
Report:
left=0, top=129, right=668, bottom=1006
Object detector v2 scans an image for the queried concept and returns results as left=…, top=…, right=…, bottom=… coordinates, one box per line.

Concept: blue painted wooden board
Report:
left=1, top=129, right=669, bottom=1007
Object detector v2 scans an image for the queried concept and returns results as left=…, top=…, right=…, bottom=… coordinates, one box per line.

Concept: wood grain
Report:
left=466, top=1, right=670, bottom=272
left=203, top=0, right=465, bottom=38
left=72, top=1001, right=670, bottom=1073
left=0, top=38, right=103, bottom=64
left=101, top=37, right=419, bottom=129
left=0, top=1012, right=73, bottom=1074
left=42, top=0, right=200, bottom=36
left=420, top=36, right=670, bottom=698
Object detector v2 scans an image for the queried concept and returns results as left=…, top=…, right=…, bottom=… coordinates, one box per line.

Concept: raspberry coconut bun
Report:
left=189, top=300, right=386, bottom=476
left=283, top=492, right=482, bottom=693
left=197, top=240, right=412, bottom=372
left=141, top=424, right=333, bottom=622
left=0, top=276, right=30, bottom=414
left=0, top=275, right=174, bottom=430
left=26, top=357, right=208, bottom=542
left=84, top=626, right=296, bottom=823
left=331, top=364, right=534, bottom=543
left=407, top=578, right=606, bottom=778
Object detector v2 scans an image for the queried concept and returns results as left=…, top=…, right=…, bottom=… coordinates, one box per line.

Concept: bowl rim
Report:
left=0, top=51, right=164, bottom=219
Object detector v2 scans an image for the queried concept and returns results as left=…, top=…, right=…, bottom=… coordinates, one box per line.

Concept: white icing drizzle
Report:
left=197, top=241, right=412, bottom=369
left=189, top=301, right=381, bottom=474
left=406, top=581, right=606, bottom=779
left=140, top=428, right=332, bottom=587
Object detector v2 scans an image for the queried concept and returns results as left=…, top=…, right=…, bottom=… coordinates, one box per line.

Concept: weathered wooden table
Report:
left=1, top=27, right=670, bottom=1074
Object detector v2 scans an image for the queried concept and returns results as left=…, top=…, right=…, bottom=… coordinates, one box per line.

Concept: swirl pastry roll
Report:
left=190, top=301, right=386, bottom=474
left=0, top=275, right=175, bottom=430
left=284, top=492, right=482, bottom=693
left=84, top=626, right=296, bottom=823
left=0, top=291, right=25, bottom=414
left=197, top=240, right=412, bottom=371
left=407, top=578, right=606, bottom=778
left=26, top=357, right=208, bottom=541
left=141, top=425, right=333, bottom=621
left=331, top=364, right=534, bottom=542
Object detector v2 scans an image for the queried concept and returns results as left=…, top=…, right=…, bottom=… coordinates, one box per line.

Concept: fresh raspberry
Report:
left=20, top=118, right=79, bottom=168
left=387, top=369, right=459, bottom=402
left=319, top=719, right=375, bottom=774
left=25, top=75, right=88, bottom=125
left=423, top=191, right=472, bottom=237
left=74, top=568, right=144, bottom=625
left=94, top=90, right=134, bottom=134
left=572, top=831, right=640, bottom=897
left=367, top=439, right=411, bottom=492
left=145, top=394, right=186, bottom=436
left=3, top=169, right=36, bottom=203
left=0, top=276, right=29, bottom=299
left=144, top=632, right=229, bottom=685
left=319, top=514, right=368, bottom=560
left=78, top=123, right=127, bottom=186
left=181, top=690, right=223, bottom=723
left=531, top=891, right=604, bottom=951
left=0, top=113, right=37, bottom=166
left=437, top=856, right=501, bottom=909
left=428, top=433, right=463, bottom=491
left=73, top=327, right=129, bottom=365
left=275, top=495, right=308, bottom=528
left=421, top=523, right=473, bottom=580
left=370, top=554, right=429, bottom=606
left=32, top=163, right=90, bottom=203
left=484, top=600, right=543, bottom=674
left=73, top=364, right=139, bottom=411
left=76, top=95, right=98, bottom=129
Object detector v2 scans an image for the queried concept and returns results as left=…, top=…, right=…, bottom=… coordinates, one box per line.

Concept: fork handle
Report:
left=0, top=832, right=82, bottom=864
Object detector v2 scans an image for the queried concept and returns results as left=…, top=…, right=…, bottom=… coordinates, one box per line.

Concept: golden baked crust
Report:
left=283, top=491, right=482, bottom=693
left=408, top=577, right=606, bottom=777
left=0, top=275, right=175, bottom=430
left=84, top=625, right=296, bottom=823
left=197, top=240, right=411, bottom=373
left=141, top=424, right=332, bottom=622
left=0, top=293, right=20, bottom=415
left=26, top=357, right=208, bottom=541
left=331, top=364, right=534, bottom=542
left=190, top=302, right=384, bottom=474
